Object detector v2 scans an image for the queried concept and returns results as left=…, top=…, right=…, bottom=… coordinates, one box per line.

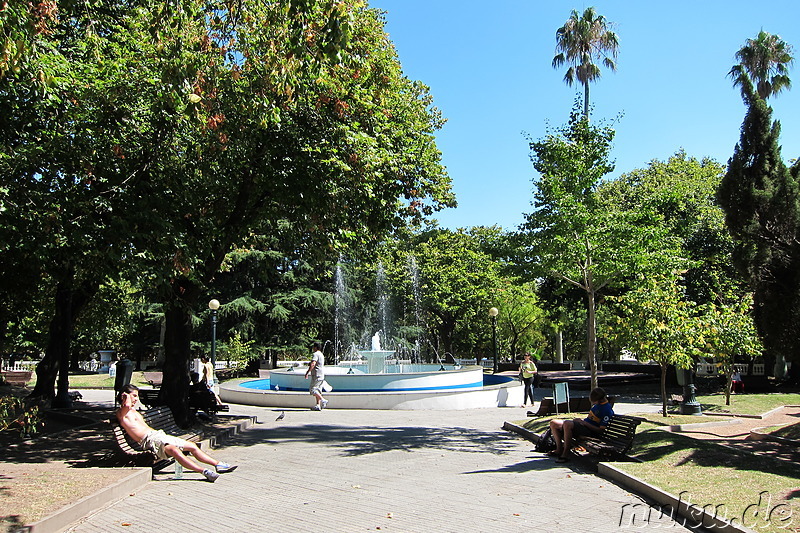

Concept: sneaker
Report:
left=216, top=462, right=238, bottom=474
left=203, top=469, right=220, bottom=482
left=321, top=399, right=329, bottom=409
left=311, top=405, right=321, bottom=411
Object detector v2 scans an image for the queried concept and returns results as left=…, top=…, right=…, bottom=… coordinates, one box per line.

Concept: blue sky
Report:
left=369, top=1, right=800, bottom=230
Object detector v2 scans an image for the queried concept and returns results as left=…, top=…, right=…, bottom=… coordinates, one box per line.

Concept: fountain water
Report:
left=360, top=332, right=394, bottom=374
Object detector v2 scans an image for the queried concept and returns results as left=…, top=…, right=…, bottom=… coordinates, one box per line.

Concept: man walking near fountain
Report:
left=305, top=342, right=328, bottom=410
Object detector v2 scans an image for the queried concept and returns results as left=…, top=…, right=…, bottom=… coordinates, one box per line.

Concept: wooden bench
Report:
left=110, top=406, right=203, bottom=471
left=137, top=387, right=230, bottom=416
left=529, top=396, right=611, bottom=417
left=574, top=414, right=644, bottom=460
left=142, top=371, right=163, bottom=387
left=1, top=370, right=33, bottom=386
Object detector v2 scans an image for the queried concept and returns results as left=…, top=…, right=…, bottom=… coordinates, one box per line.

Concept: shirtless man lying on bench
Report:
left=116, top=384, right=238, bottom=482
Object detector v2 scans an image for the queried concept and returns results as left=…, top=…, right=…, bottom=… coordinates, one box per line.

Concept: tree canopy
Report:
left=521, top=104, right=681, bottom=388
left=1, top=0, right=455, bottom=420
left=552, top=7, right=619, bottom=118
left=729, top=30, right=794, bottom=101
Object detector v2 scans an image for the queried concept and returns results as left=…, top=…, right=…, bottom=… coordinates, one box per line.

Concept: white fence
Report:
left=695, top=363, right=765, bottom=376
left=1, top=360, right=38, bottom=372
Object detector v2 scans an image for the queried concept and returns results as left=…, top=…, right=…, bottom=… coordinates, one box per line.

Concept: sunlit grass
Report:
left=513, top=393, right=800, bottom=533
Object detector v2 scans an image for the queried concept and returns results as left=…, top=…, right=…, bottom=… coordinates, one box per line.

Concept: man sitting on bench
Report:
left=116, top=384, right=238, bottom=482
left=548, top=387, right=613, bottom=463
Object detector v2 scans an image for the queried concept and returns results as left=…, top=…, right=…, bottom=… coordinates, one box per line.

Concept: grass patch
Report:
left=512, top=394, right=800, bottom=533
left=25, top=371, right=151, bottom=389
left=617, top=429, right=799, bottom=533
left=761, top=422, right=800, bottom=441
left=690, top=392, right=800, bottom=416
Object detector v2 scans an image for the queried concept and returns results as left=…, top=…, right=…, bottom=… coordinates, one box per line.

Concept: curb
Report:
left=502, top=420, right=538, bottom=442
left=27, top=468, right=151, bottom=533
left=25, top=415, right=257, bottom=532
left=599, top=463, right=755, bottom=533
left=656, top=418, right=742, bottom=433
left=504, top=420, right=756, bottom=533
left=748, top=427, right=800, bottom=445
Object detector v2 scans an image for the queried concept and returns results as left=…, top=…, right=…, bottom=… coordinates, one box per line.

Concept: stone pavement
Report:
left=63, top=395, right=698, bottom=533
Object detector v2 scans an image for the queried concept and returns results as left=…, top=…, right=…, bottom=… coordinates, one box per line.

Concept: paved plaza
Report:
left=63, top=396, right=699, bottom=533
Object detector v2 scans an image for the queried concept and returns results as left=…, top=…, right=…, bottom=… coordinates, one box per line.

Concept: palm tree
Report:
left=552, top=7, right=619, bottom=119
left=729, top=30, right=794, bottom=100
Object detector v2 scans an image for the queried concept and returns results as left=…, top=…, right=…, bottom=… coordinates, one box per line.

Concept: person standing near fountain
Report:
left=519, top=353, right=538, bottom=408
left=305, top=343, right=328, bottom=410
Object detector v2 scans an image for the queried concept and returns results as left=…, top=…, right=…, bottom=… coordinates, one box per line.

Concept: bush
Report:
left=0, top=396, right=42, bottom=437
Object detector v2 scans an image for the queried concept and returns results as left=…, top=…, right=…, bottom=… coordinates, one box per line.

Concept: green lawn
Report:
left=516, top=393, right=800, bottom=533
left=685, top=392, right=800, bottom=416
left=24, top=371, right=151, bottom=389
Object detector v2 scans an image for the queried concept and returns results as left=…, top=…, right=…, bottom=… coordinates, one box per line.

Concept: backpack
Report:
left=535, top=428, right=556, bottom=453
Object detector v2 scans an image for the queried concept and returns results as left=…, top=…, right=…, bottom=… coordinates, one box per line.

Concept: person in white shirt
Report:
left=305, top=343, right=328, bottom=410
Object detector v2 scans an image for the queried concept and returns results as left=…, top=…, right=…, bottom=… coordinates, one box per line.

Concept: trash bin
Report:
left=114, top=358, right=134, bottom=396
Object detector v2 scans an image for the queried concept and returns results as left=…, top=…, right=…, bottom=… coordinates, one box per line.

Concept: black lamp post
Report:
left=489, top=307, right=499, bottom=374
left=680, top=365, right=703, bottom=415
left=209, top=299, right=220, bottom=367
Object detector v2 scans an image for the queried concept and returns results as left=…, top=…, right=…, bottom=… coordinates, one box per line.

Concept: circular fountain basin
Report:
left=219, top=365, right=523, bottom=410
left=269, top=364, right=483, bottom=392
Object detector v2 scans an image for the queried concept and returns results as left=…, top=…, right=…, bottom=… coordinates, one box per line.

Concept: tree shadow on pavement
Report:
left=218, top=421, right=522, bottom=457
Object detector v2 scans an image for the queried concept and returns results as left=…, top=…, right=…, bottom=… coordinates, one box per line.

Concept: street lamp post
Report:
left=680, top=365, right=703, bottom=415
left=489, top=307, right=499, bottom=374
left=208, top=299, right=220, bottom=367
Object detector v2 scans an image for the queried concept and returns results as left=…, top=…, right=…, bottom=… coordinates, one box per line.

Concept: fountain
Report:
left=219, top=261, right=522, bottom=409
left=361, top=332, right=394, bottom=373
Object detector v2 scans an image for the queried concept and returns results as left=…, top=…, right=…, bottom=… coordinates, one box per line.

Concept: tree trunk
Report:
left=586, top=289, right=598, bottom=390
left=31, top=269, right=97, bottom=405
left=554, top=331, right=563, bottom=363
left=161, top=277, right=201, bottom=427
left=32, top=280, right=72, bottom=402
left=725, top=373, right=732, bottom=406
left=583, top=82, right=590, bottom=120
left=660, top=363, right=668, bottom=417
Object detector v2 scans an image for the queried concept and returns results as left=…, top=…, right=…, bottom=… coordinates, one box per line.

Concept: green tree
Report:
left=522, top=105, right=681, bottom=389
left=412, top=229, right=504, bottom=358
left=608, top=274, right=704, bottom=417
left=729, top=30, right=794, bottom=100
left=2, top=1, right=454, bottom=421
left=717, top=80, right=800, bottom=375
left=552, top=7, right=619, bottom=119
left=205, top=234, right=335, bottom=368
left=495, top=281, right=547, bottom=359
left=700, top=298, right=762, bottom=406
left=142, top=1, right=454, bottom=423
left=599, top=152, right=746, bottom=306
left=1, top=1, right=178, bottom=405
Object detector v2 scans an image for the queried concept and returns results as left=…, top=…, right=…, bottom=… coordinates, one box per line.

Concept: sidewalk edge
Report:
left=29, top=467, right=151, bottom=533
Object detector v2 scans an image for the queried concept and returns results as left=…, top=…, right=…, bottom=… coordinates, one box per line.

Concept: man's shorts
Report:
left=309, top=377, right=324, bottom=396
left=139, top=429, right=189, bottom=460
left=571, top=420, right=598, bottom=439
